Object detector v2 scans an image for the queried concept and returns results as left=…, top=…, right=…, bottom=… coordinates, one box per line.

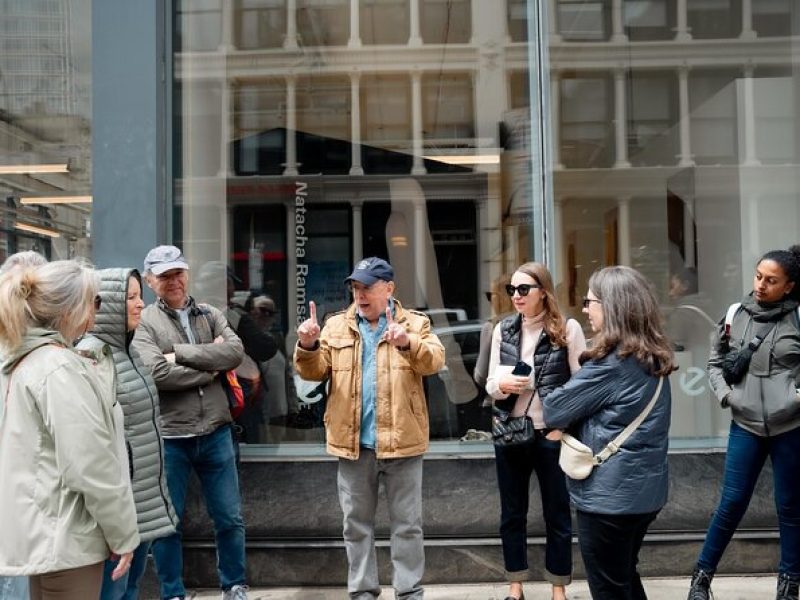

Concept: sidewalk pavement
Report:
left=189, top=575, right=776, bottom=599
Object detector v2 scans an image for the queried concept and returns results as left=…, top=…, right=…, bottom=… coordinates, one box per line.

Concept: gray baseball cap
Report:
left=143, top=245, right=190, bottom=275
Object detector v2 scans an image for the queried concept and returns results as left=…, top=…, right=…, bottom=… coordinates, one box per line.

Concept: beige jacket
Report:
left=294, top=301, right=445, bottom=459
left=0, top=329, right=139, bottom=575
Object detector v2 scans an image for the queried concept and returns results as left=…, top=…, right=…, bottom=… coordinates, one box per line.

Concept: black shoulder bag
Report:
left=492, top=343, right=552, bottom=447
left=721, top=321, right=777, bottom=385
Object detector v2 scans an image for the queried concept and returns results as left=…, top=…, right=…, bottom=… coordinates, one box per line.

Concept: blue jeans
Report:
left=99, top=541, right=151, bottom=600
left=698, top=421, right=800, bottom=578
left=151, top=425, right=246, bottom=599
left=0, top=575, right=28, bottom=599
left=494, top=432, right=572, bottom=584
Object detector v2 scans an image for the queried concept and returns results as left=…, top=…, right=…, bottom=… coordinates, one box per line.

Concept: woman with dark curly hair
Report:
left=687, top=246, right=800, bottom=600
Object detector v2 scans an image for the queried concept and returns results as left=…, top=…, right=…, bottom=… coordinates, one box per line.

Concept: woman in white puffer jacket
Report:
left=0, top=260, right=139, bottom=600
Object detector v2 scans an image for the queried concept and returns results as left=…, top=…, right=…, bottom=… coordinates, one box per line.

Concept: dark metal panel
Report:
left=92, top=0, right=167, bottom=270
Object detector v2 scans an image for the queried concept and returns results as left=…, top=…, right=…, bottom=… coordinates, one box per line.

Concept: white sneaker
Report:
left=221, top=584, right=248, bottom=600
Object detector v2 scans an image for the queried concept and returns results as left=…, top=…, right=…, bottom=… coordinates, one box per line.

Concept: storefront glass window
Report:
left=0, top=0, right=92, bottom=261
left=549, top=0, right=800, bottom=447
left=173, top=0, right=800, bottom=453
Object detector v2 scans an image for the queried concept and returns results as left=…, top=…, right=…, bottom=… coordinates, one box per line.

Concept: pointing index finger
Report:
left=385, top=306, right=393, bottom=324
left=309, top=300, right=317, bottom=324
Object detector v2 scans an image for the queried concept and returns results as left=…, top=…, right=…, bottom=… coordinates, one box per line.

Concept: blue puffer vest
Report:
left=498, top=314, right=571, bottom=401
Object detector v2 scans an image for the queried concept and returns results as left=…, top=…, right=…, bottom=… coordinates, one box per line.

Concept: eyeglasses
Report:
left=582, top=297, right=601, bottom=309
left=93, top=295, right=102, bottom=310
left=505, top=283, right=542, bottom=297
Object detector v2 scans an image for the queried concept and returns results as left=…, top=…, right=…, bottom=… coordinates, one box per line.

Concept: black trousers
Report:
left=576, top=509, right=659, bottom=600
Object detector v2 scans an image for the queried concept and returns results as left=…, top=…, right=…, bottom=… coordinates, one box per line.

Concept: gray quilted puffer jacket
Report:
left=82, top=268, right=177, bottom=543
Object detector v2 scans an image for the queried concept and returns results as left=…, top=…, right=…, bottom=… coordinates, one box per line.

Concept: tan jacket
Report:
left=0, top=330, right=139, bottom=575
left=294, top=301, right=445, bottom=459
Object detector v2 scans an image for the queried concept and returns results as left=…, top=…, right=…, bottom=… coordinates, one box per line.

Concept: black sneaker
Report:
left=687, top=568, right=714, bottom=600
left=777, top=573, right=799, bottom=600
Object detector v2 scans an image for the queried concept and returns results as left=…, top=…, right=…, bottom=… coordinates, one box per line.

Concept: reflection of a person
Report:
left=474, top=273, right=515, bottom=396
left=249, top=295, right=300, bottom=438
left=195, top=262, right=277, bottom=445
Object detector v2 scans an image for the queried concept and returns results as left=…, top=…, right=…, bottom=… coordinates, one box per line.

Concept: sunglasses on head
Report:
left=505, top=283, right=542, bottom=297
left=93, top=295, right=102, bottom=310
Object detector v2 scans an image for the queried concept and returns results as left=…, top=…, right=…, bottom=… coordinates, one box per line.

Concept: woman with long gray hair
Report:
left=543, top=265, right=675, bottom=600
left=0, top=260, right=139, bottom=600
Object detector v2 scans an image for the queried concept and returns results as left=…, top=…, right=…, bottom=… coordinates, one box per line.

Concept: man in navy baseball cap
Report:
left=344, top=256, right=394, bottom=286
left=295, top=256, right=444, bottom=600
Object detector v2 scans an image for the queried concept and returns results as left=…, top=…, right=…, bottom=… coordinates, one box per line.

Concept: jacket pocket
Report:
left=328, top=337, right=356, bottom=371
left=763, top=371, right=800, bottom=428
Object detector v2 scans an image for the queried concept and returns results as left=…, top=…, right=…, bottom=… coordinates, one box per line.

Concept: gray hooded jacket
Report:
left=78, top=268, right=177, bottom=543
left=708, top=294, right=800, bottom=437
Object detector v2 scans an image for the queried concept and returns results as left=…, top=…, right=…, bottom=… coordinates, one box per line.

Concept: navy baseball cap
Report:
left=345, top=257, right=394, bottom=286
left=143, top=245, right=189, bottom=275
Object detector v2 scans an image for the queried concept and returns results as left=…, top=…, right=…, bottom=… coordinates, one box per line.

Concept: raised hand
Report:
left=383, top=306, right=410, bottom=348
left=297, top=300, right=321, bottom=349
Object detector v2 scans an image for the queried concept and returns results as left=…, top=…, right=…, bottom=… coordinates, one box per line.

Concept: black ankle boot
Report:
left=687, top=568, right=713, bottom=600
left=777, top=573, right=799, bottom=600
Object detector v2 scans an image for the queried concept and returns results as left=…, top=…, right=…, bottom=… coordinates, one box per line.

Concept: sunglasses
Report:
left=505, top=283, right=542, bottom=297
left=258, top=307, right=276, bottom=315
left=582, top=297, right=601, bottom=309
left=94, top=295, right=102, bottom=310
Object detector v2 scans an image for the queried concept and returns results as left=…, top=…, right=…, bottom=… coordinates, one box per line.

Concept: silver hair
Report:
left=0, top=251, right=47, bottom=275
left=0, top=259, right=99, bottom=349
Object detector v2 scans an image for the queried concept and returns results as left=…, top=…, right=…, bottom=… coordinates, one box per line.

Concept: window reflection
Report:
left=173, top=0, right=800, bottom=450
left=0, top=0, right=92, bottom=259
left=549, top=0, right=800, bottom=446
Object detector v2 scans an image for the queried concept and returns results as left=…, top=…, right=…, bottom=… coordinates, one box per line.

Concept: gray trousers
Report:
left=337, top=450, right=425, bottom=600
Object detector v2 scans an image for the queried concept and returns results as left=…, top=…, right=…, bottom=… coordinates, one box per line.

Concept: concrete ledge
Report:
left=137, top=450, right=778, bottom=590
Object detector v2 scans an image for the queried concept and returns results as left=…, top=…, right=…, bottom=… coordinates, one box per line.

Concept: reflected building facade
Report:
left=3, top=0, right=794, bottom=586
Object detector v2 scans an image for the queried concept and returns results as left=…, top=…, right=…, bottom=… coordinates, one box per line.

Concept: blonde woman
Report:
left=0, top=260, right=139, bottom=600
left=486, top=262, right=587, bottom=600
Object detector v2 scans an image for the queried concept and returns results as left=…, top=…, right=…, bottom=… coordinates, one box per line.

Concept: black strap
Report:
left=748, top=321, right=778, bottom=351
left=521, top=333, right=552, bottom=416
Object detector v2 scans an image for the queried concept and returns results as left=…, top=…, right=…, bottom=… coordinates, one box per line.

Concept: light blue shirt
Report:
left=177, top=306, right=196, bottom=343
left=357, top=301, right=393, bottom=449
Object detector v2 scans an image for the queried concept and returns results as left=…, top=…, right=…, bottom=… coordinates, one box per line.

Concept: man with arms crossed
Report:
left=294, top=257, right=445, bottom=600
left=133, top=245, right=248, bottom=600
